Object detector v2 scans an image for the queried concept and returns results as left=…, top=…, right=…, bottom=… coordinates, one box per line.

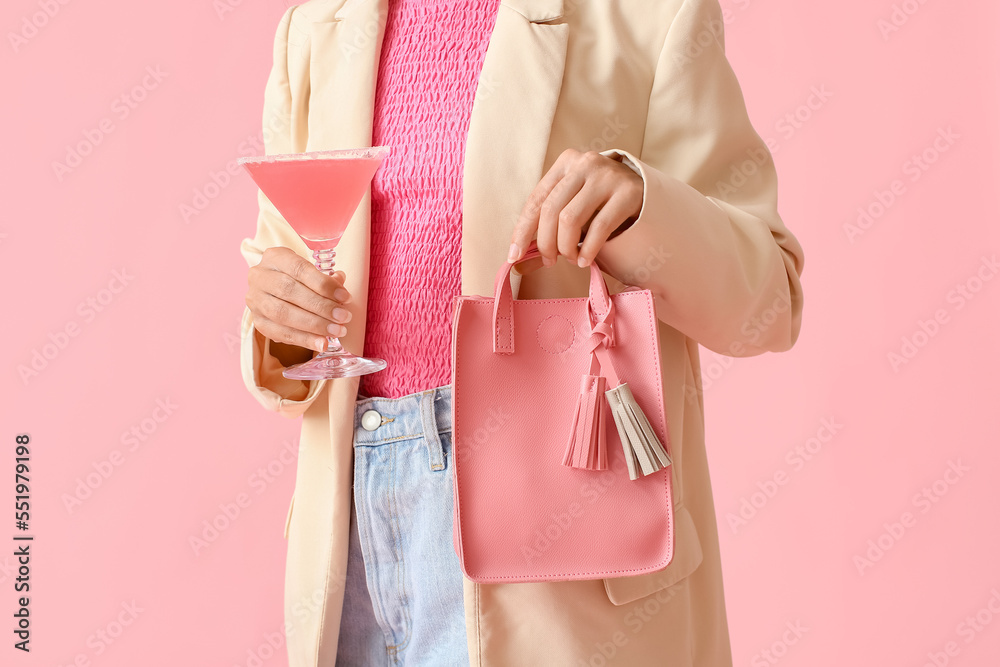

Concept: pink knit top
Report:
left=360, top=0, right=501, bottom=399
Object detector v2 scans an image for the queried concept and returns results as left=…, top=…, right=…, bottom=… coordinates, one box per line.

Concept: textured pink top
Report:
left=360, top=0, right=501, bottom=399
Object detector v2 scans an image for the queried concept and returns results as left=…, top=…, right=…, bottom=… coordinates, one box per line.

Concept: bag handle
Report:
left=491, top=240, right=613, bottom=355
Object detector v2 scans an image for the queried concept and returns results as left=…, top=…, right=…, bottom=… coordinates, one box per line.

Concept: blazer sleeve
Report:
left=594, top=0, right=805, bottom=357
left=239, top=5, right=329, bottom=419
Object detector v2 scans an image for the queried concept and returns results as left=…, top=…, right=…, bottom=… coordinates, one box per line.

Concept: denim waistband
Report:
left=354, top=383, right=453, bottom=471
left=354, top=384, right=451, bottom=470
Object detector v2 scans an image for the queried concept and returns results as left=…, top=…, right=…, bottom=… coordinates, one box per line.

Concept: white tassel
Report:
left=604, top=382, right=671, bottom=480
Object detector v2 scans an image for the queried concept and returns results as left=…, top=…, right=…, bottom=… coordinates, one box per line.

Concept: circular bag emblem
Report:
left=536, top=315, right=576, bottom=354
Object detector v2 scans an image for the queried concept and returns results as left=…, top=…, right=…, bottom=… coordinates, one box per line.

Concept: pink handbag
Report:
left=450, top=241, right=675, bottom=583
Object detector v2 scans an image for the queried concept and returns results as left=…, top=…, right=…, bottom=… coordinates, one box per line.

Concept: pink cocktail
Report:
left=239, top=146, right=390, bottom=379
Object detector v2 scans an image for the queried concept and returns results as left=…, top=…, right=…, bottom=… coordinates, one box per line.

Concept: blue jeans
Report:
left=335, top=383, right=469, bottom=667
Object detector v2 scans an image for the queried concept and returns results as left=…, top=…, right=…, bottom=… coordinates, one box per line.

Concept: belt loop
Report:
left=419, top=390, right=446, bottom=471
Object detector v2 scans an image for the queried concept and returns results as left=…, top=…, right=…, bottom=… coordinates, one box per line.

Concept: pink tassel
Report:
left=562, top=374, right=609, bottom=470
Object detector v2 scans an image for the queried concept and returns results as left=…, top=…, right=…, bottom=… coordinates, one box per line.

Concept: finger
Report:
left=266, top=247, right=350, bottom=303
left=255, top=292, right=348, bottom=340
left=253, top=314, right=330, bottom=354
left=536, top=170, right=585, bottom=266
left=555, top=177, right=607, bottom=264
left=576, top=191, right=639, bottom=267
left=258, top=267, right=348, bottom=323
left=330, top=270, right=350, bottom=301
left=510, top=150, right=575, bottom=262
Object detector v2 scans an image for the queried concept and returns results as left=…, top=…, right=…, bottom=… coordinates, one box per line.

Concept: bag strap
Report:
left=491, top=240, right=613, bottom=355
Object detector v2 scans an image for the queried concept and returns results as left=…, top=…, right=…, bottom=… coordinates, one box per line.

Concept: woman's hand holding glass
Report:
left=246, top=246, right=354, bottom=355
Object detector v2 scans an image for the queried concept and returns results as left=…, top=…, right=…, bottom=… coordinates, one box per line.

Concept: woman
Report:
left=240, top=0, right=805, bottom=665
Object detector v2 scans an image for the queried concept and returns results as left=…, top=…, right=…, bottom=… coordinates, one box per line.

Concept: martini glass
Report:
left=238, top=146, right=390, bottom=379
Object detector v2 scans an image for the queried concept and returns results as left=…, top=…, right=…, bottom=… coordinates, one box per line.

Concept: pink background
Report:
left=3, top=0, right=999, bottom=665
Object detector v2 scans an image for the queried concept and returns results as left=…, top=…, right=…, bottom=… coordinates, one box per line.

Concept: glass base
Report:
left=282, top=352, right=387, bottom=380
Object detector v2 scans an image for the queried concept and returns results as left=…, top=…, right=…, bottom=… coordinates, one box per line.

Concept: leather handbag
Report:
left=450, top=240, right=676, bottom=583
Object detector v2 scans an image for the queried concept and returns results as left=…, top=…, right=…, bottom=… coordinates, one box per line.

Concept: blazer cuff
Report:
left=601, top=148, right=642, bottom=178
left=593, top=148, right=803, bottom=356
left=240, top=305, right=327, bottom=419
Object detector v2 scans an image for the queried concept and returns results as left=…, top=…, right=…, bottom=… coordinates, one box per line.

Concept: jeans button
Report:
left=361, top=409, right=382, bottom=431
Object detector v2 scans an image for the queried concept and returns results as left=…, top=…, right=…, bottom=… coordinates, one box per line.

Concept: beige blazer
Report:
left=239, top=0, right=805, bottom=664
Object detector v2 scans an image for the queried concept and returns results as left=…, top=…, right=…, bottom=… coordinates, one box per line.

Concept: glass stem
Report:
left=313, top=247, right=344, bottom=355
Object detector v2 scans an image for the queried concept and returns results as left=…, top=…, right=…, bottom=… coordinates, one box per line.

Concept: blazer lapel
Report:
left=297, top=0, right=568, bottom=355
left=462, top=0, right=568, bottom=297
